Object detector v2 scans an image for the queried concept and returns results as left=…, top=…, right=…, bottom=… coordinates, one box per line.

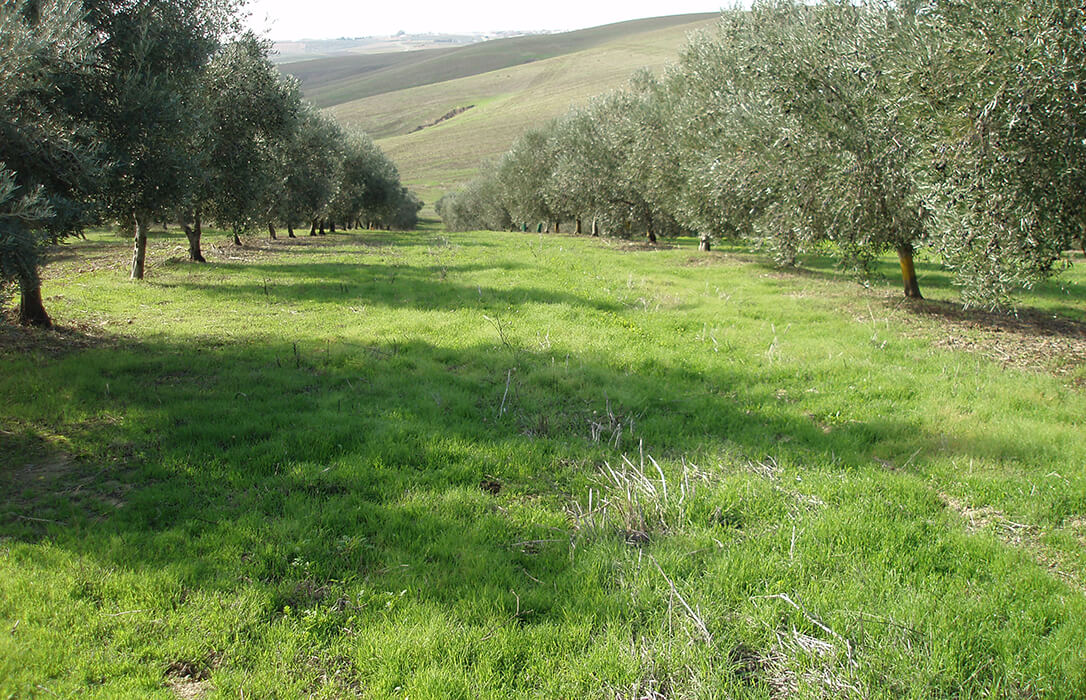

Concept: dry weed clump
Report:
left=569, top=443, right=711, bottom=544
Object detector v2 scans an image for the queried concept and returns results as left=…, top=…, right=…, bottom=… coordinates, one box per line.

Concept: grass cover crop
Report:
left=2, top=227, right=1085, bottom=697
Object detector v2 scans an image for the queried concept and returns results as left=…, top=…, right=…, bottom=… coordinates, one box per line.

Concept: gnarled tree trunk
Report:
left=268, top=223, right=277, bottom=240
left=328, top=219, right=336, bottom=234
left=592, top=218, right=600, bottom=237
left=17, top=270, right=51, bottom=328
left=232, top=229, right=242, bottom=246
left=699, top=234, right=711, bottom=252
left=310, top=220, right=317, bottom=236
left=287, top=223, right=295, bottom=238
left=575, top=218, right=582, bottom=235
left=897, top=243, right=922, bottom=299
left=182, top=209, right=206, bottom=263
left=131, top=211, right=150, bottom=280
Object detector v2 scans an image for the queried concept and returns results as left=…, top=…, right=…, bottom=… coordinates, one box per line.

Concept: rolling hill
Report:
left=270, top=32, right=502, bottom=65
left=280, top=13, right=720, bottom=209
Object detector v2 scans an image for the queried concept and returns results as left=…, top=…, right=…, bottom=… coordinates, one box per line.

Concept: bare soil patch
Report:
left=165, top=660, right=212, bottom=699
left=0, top=428, right=133, bottom=535
left=892, top=297, right=1086, bottom=383
left=680, top=252, right=745, bottom=269
left=597, top=237, right=678, bottom=253
left=941, top=493, right=1084, bottom=593
left=0, top=313, right=114, bottom=358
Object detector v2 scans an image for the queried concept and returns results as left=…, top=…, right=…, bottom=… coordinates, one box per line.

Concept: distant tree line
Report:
left=438, top=0, right=1086, bottom=307
left=1, top=0, right=421, bottom=328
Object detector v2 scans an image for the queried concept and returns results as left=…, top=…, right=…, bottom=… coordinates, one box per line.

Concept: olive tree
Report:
left=276, top=107, right=345, bottom=237
left=682, top=1, right=931, bottom=295
left=388, top=187, right=424, bottom=231
left=496, top=124, right=565, bottom=232
left=622, top=71, right=698, bottom=246
left=665, top=27, right=782, bottom=254
left=547, top=86, right=686, bottom=243
left=342, top=134, right=402, bottom=230
left=199, top=33, right=301, bottom=247
left=327, top=131, right=376, bottom=231
left=437, top=171, right=513, bottom=233
left=83, top=0, right=238, bottom=280
left=913, top=0, right=1086, bottom=307
left=0, top=0, right=99, bottom=326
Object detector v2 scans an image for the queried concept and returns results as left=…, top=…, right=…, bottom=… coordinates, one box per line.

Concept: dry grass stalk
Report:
left=650, top=556, right=712, bottom=645
left=570, top=444, right=710, bottom=542
left=754, top=593, right=856, bottom=668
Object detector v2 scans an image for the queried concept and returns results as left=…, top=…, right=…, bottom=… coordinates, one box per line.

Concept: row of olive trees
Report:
left=1, top=0, right=420, bottom=328
left=440, top=0, right=1085, bottom=306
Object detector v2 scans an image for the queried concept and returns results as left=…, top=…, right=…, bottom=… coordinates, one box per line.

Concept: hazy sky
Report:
left=244, top=1, right=726, bottom=40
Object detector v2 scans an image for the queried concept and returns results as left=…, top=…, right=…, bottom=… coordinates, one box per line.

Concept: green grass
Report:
left=2, top=227, right=1086, bottom=697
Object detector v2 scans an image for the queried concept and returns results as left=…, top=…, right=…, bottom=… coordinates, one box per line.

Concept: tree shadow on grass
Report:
left=0, top=312, right=116, bottom=358
left=890, top=297, right=1086, bottom=340
left=154, top=259, right=621, bottom=314
left=42, top=237, right=130, bottom=266
left=40, top=229, right=497, bottom=279
left=739, top=250, right=1086, bottom=338
left=796, top=251, right=1086, bottom=320
left=247, top=230, right=500, bottom=251
left=2, top=328, right=1062, bottom=563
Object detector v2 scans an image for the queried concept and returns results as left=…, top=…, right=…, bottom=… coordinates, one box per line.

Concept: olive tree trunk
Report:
left=287, top=223, right=295, bottom=238
left=897, top=243, right=922, bottom=299
left=17, top=270, right=51, bottom=328
left=130, top=211, right=151, bottom=280
left=182, top=209, right=206, bottom=263
left=699, top=234, right=711, bottom=252
left=268, top=223, right=277, bottom=240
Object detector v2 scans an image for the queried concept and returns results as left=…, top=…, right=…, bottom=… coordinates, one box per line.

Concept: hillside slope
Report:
left=284, top=14, right=719, bottom=109
left=322, top=14, right=719, bottom=207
